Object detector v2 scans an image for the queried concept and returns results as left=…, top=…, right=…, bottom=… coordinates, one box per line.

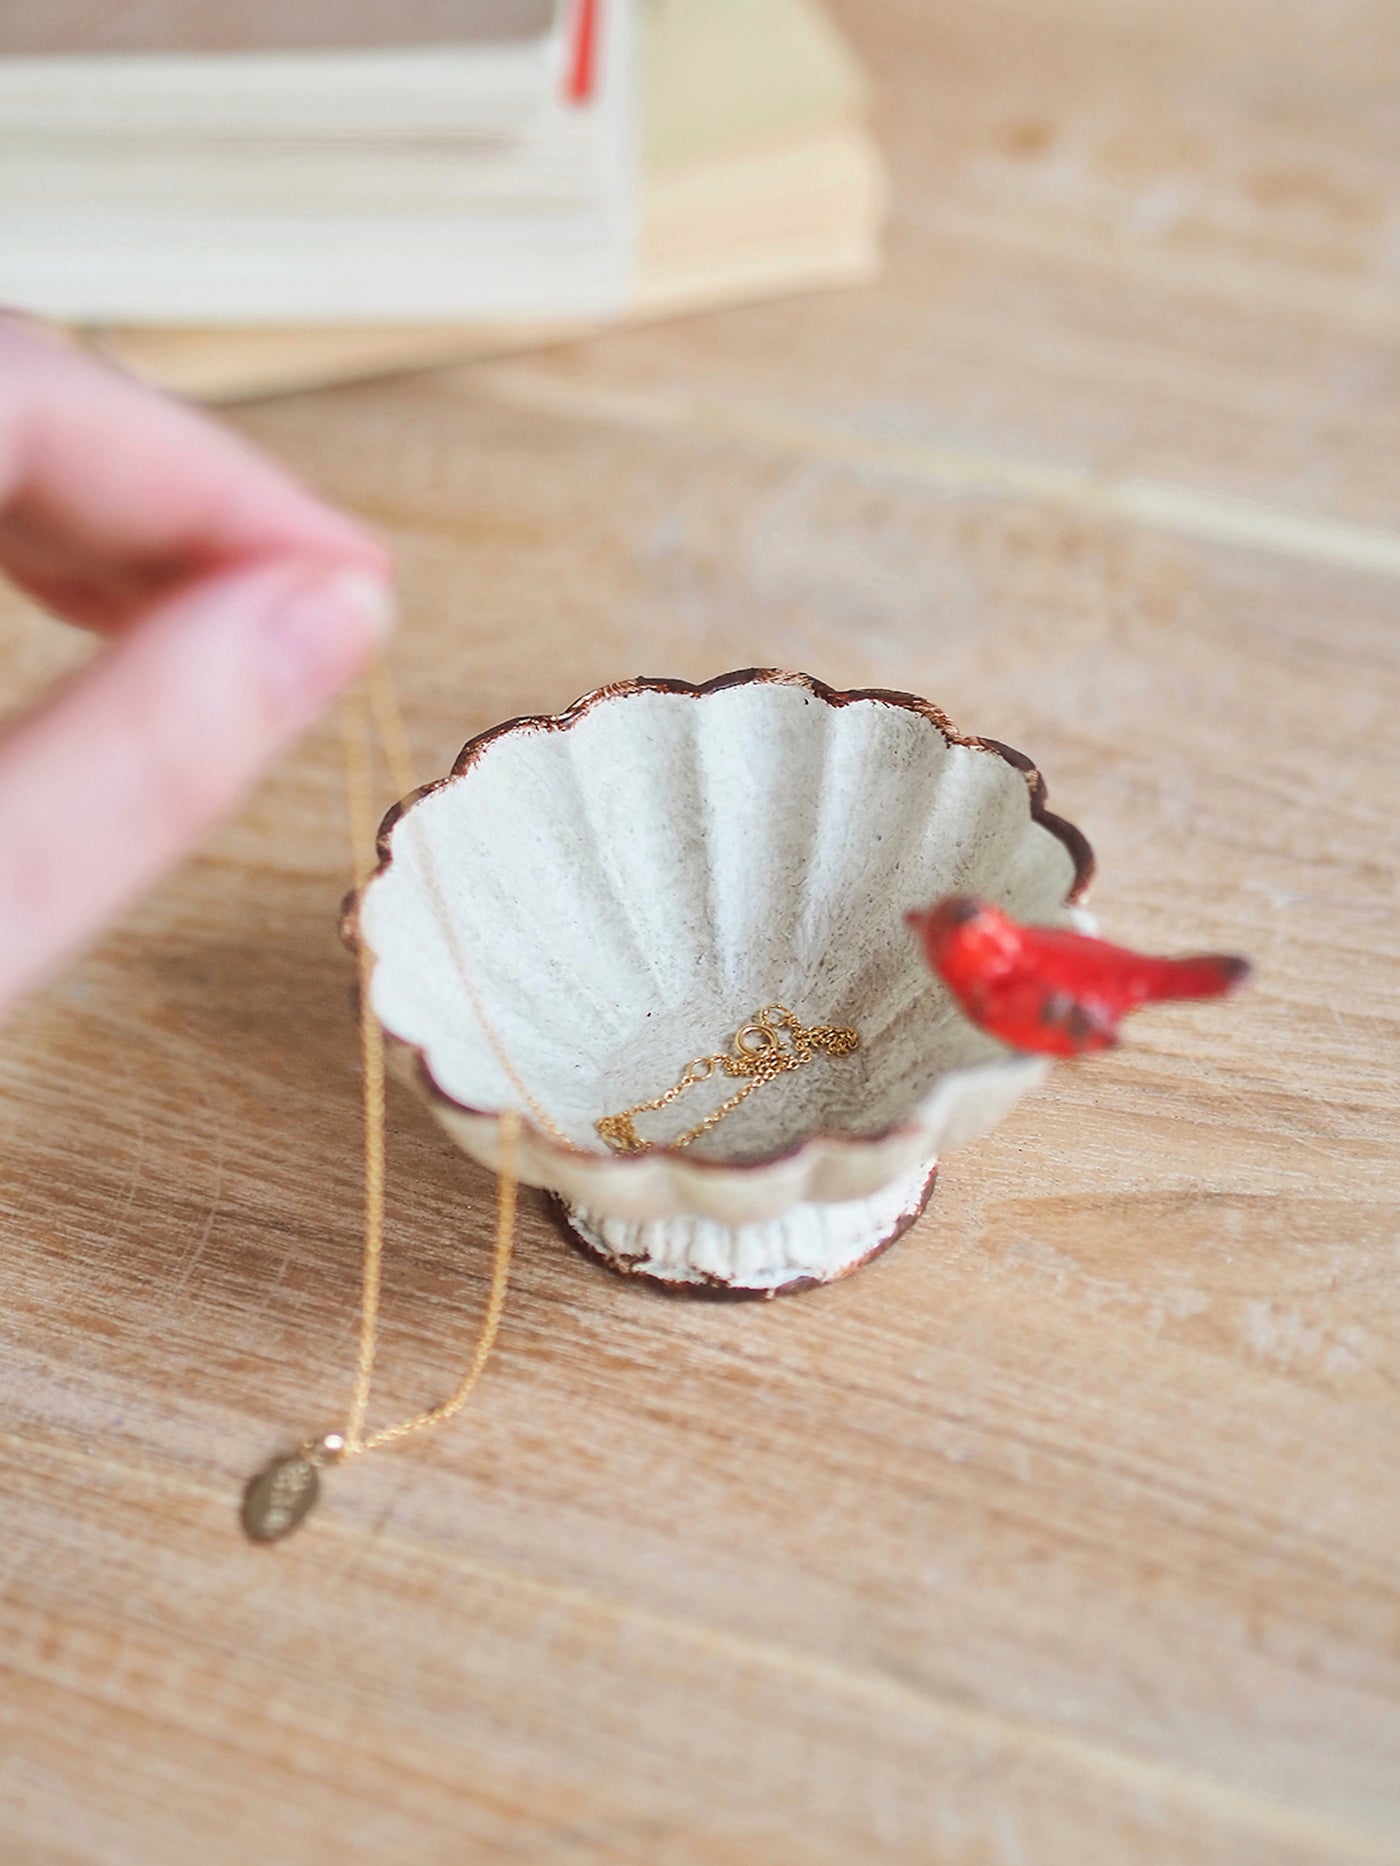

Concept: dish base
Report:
left=554, top=1156, right=939, bottom=1298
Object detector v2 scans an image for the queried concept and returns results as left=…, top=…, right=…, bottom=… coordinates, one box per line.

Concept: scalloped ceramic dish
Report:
left=345, top=671, right=1093, bottom=1295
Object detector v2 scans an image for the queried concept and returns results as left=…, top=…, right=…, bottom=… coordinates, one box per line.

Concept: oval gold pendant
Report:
left=242, top=1454, right=320, bottom=1543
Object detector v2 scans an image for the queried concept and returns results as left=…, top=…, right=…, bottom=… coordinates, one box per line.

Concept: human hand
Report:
left=0, top=316, right=394, bottom=1016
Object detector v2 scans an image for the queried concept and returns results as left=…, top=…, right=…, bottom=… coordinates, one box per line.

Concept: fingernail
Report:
left=260, top=567, right=396, bottom=726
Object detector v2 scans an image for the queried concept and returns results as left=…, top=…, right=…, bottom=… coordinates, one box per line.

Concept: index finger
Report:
left=0, top=316, right=387, bottom=630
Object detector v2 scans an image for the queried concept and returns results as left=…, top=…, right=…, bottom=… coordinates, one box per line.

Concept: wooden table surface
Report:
left=2, top=3, right=1398, bottom=1861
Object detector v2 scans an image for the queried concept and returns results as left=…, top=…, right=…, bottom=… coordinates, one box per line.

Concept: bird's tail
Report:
left=1138, top=952, right=1253, bottom=1004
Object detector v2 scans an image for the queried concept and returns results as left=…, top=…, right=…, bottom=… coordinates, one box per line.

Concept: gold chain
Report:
left=596, top=1004, right=859, bottom=1155
left=339, top=673, right=529, bottom=1460
left=243, top=660, right=549, bottom=1541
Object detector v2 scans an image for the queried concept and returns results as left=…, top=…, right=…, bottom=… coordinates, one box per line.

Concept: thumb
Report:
left=0, top=556, right=393, bottom=1014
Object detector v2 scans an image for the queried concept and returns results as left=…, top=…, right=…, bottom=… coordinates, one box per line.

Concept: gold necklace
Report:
left=596, top=1004, right=859, bottom=1154
left=243, top=664, right=532, bottom=1543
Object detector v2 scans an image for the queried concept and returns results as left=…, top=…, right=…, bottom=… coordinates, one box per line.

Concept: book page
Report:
left=644, top=0, right=866, bottom=173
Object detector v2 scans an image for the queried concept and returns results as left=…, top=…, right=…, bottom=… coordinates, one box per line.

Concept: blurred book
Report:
left=0, top=1, right=636, bottom=323
left=0, top=0, right=886, bottom=401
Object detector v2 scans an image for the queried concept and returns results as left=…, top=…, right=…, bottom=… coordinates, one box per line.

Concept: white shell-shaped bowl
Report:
left=347, top=671, right=1093, bottom=1294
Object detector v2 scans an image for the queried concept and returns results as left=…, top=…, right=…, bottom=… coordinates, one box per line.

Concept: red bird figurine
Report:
left=906, top=896, right=1252, bottom=1057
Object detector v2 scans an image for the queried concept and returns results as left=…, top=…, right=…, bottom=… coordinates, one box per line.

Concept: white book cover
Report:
left=0, top=0, right=638, bottom=322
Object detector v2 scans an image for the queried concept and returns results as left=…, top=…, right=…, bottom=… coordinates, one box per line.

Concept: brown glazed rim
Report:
left=549, top=1160, right=941, bottom=1301
left=339, top=669, right=1095, bottom=1174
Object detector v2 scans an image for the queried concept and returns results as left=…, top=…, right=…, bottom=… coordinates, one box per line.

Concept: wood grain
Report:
left=1, top=2, right=1397, bottom=1861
